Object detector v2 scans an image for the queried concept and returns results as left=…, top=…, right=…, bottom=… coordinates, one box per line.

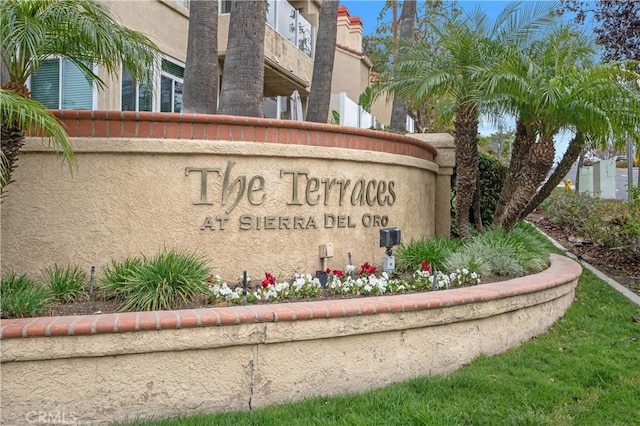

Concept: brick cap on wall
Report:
left=0, top=254, right=581, bottom=340
left=49, top=110, right=438, bottom=162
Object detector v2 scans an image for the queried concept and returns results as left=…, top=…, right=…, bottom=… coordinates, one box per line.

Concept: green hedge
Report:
left=451, top=153, right=508, bottom=233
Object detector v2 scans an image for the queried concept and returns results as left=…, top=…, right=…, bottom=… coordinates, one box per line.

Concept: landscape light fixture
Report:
left=380, top=227, right=401, bottom=273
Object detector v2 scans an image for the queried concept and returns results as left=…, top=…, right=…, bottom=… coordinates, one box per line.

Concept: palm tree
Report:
left=488, top=25, right=640, bottom=229
left=519, top=72, right=640, bottom=220
left=385, top=2, right=558, bottom=239
left=218, top=0, right=267, bottom=117
left=0, top=0, right=159, bottom=188
left=389, top=0, right=416, bottom=132
left=182, top=0, right=219, bottom=114
left=306, top=0, right=339, bottom=123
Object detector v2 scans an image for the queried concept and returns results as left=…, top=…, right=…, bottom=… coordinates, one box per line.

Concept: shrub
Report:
left=101, top=249, right=211, bottom=312
left=540, top=190, right=597, bottom=234
left=540, top=190, right=640, bottom=262
left=444, top=224, right=549, bottom=277
left=1, top=272, right=51, bottom=318
left=395, top=238, right=461, bottom=272
left=451, top=152, right=508, bottom=234
left=43, top=264, right=87, bottom=303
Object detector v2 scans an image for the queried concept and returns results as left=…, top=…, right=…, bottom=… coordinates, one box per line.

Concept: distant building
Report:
left=28, top=0, right=403, bottom=128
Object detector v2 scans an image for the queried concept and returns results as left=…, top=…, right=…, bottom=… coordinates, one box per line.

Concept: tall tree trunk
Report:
left=502, top=135, right=556, bottom=230
left=218, top=0, right=266, bottom=117
left=519, top=132, right=584, bottom=219
left=306, top=0, right=339, bottom=123
left=454, top=104, right=479, bottom=241
left=389, top=0, right=416, bottom=132
left=1, top=82, right=30, bottom=188
left=472, top=172, right=483, bottom=232
left=182, top=0, right=219, bottom=114
left=492, top=119, right=534, bottom=228
left=575, top=150, right=585, bottom=192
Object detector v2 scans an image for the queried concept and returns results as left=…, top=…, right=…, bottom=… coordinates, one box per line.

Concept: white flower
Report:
left=345, top=264, right=356, bottom=274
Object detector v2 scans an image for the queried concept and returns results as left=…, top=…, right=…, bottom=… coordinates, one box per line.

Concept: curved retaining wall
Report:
left=0, top=111, right=454, bottom=281
left=0, top=254, right=581, bottom=425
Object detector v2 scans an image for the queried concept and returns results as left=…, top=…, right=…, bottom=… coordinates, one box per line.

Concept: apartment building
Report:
left=28, top=0, right=382, bottom=126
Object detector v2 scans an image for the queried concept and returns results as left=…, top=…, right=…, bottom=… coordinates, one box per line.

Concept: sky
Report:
left=340, top=1, right=516, bottom=36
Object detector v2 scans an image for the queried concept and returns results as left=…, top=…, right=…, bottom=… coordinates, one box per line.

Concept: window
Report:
left=121, top=68, right=153, bottom=112
left=160, top=59, right=184, bottom=113
left=121, top=57, right=184, bottom=113
left=31, top=59, right=93, bottom=110
left=219, top=0, right=232, bottom=14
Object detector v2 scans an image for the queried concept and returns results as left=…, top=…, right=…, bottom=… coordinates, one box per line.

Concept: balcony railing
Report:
left=266, top=0, right=314, bottom=57
left=179, top=0, right=315, bottom=58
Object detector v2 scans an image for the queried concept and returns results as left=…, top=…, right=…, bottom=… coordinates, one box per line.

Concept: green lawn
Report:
left=118, top=268, right=640, bottom=426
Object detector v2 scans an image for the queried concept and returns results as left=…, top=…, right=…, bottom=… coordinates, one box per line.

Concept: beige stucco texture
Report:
left=0, top=255, right=580, bottom=425
left=1, top=138, right=439, bottom=281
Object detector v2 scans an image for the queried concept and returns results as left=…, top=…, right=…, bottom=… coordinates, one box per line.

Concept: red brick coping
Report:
left=50, top=110, right=437, bottom=162
left=0, top=254, right=581, bottom=340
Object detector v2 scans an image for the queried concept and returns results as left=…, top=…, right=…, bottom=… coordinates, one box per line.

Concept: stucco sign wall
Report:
left=0, top=112, right=453, bottom=281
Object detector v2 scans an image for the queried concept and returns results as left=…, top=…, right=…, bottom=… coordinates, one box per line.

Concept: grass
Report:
left=116, top=266, right=640, bottom=426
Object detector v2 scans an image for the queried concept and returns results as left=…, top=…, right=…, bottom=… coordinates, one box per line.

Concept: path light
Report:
left=242, top=271, right=248, bottom=306
left=380, top=228, right=401, bottom=273
left=89, top=266, right=95, bottom=301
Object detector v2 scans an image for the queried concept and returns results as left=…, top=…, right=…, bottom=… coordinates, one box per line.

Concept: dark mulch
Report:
left=529, top=214, right=640, bottom=297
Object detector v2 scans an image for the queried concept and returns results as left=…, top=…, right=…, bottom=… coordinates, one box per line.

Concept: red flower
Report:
left=261, top=272, right=276, bottom=288
left=359, top=262, right=377, bottom=276
left=325, top=268, right=331, bottom=274
left=332, top=269, right=344, bottom=278
left=421, top=261, right=431, bottom=274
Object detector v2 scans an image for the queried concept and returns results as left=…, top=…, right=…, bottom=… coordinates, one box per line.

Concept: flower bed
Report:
left=0, top=254, right=581, bottom=426
left=210, top=264, right=481, bottom=305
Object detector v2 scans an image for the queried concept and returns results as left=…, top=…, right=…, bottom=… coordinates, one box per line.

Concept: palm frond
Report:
left=0, top=89, right=76, bottom=189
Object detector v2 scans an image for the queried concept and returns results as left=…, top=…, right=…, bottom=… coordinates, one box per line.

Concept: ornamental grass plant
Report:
left=397, top=221, right=549, bottom=279
left=43, top=264, right=87, bottom=303
left=445, top=222, right=550, bottom=277
left=100, top=249, right=211, bottom=312
left=395, top=237, right=462, bottom=272
left=0, top=272, right=51, bottom=318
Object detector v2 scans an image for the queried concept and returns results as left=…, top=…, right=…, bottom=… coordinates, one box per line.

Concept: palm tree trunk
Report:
left=306, top=0, right=339, bottom=123
left=472, top=173, right=483, bottom=232
left=389, top=0, right=416, bottom=132
left=519, top=132, right=584, bottom=219
left=502, top=135, right=556, bottom=230
left=218, top=0, right=266, bottom=117
left=492, top=119, right=534, bottom=228
left=454, top=104, right=479, bottom=241
left=1, top=82, right=30, bottom=188
left=575, top=150, right=585, bottom=193
left=182, top=0, right=218, bottom=114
